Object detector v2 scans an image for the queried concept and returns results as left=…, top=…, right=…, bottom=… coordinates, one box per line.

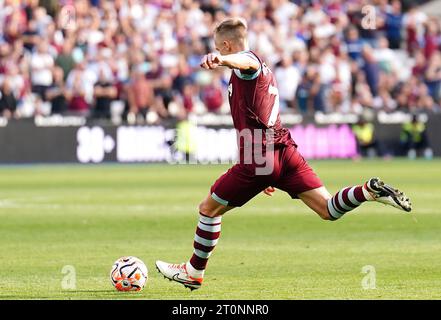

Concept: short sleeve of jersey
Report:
left=233, top=51, right=261, bottom=81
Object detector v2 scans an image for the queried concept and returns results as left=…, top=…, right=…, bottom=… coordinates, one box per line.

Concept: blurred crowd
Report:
left=0, top=0, right=440, bottom=124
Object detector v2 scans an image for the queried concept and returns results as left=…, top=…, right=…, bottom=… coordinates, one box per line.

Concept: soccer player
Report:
left=156, top=18, right=412, bottom=290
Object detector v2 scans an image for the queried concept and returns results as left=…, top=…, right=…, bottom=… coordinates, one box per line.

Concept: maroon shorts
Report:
left=210, top=145, right=323, bottom=207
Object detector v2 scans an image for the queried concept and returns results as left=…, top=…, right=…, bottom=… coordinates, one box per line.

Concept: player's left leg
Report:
left=296, top=186, right=332, bottom=220
left=276, top=145, right=412, bottom=220
left=298, top=178, right=412, bottom=221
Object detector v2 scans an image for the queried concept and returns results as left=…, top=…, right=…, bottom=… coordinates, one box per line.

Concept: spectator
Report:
left=424, top=52, right=441, bottom=104
left=30, top=41, right=54, bottom=101
left=92, top=69, right=118, bottom=119
left=172, top=56, right=193, bottom=95
left=373, top=88, right=397, bottom=112
left=385, top=0, right=403, bottom=49
left=126, top=68, right=155, bottom=124
left=403, top=4, right=428, bottom=55
left=55, top=40, right=76, bottom=82
left=66, top=61, right=97, bottom=108
left=345, top=26, right=363, bottom=64
left=275, top=54, right=301, bottom=111
left=400, top=115, right=433, bottom=159
left=2, top=62, right=26, bottom=104
left=374, top=37, right=398, bottom=75
left=45, top=66, right=67, bottom=114
left=354, top=71, right=374, bottom=110
left=273, top=0, right=298, bottom=26
left=295, top=70, right=313, bottom=114
left=352, top=118, right=381, bottom=158
left=201, top=73, right=223, bottom=113
left=361, top=45, right=380, bottom=97
left=2, top=2, right=27, bottom=43
left=302, top=2, right=327, bottom=27
left=66, top=69, right=89, bottom=116
left=39, top=0, right=59, bottom=18
left=0, top=0, right=439, bottom=121
left=295, top=65, right=325, bottom=114
left=423, top=19, right=439, bottom=60
left=412, top=50, right=426, bottom=79
left=0, top=78, right=17, bottom=119
left=22, top=19, right=40, bottom=52
left=153, top=73, right=173, bottom=118
left=172, top=81, right=196, bottom=119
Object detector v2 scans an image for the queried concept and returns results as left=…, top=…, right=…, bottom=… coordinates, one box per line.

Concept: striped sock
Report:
left=187, top=213, right=222, bottom=278
left=327, top=184, right=374, bottom=220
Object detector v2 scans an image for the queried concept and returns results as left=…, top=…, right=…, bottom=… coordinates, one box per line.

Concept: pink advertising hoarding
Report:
left=290, top=124, right=358, bottom=159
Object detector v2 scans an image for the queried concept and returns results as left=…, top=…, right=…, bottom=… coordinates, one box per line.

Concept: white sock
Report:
left=362, top=185, right=375, bottom=201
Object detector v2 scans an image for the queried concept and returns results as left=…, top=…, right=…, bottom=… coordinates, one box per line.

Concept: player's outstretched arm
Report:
left=200, top=52, right=259, bottom=72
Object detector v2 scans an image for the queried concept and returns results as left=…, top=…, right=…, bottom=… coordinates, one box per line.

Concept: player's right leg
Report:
left=155, top=194, right=232, bottom=290
left=156, top=164, right=265, bottom=290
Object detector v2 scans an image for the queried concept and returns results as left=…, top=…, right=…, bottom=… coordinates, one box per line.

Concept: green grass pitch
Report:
left=0, top=160, right=440, bottom=300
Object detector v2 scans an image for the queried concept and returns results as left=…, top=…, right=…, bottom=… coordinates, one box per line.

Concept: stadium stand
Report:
left=0, top=0, right=440, bottom=126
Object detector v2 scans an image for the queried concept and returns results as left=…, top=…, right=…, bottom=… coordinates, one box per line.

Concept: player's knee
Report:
left=317, top=205, right=333, bottom=221
left=198, top=200, right=222, bottom=217
left=198, top=201, right=209, bottom=215
left=320, top=210, right=333, bottom=221
left=302, top=196, right=333, bottom=220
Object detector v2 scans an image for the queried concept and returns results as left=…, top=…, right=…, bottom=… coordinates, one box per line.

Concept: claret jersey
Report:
left=227, top=50, right=295, bottom=159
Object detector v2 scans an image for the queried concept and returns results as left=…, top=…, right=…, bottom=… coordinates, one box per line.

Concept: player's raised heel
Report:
left=366, top=177, right=412, bottom=212
left=155, top=261, right=203, bottom=291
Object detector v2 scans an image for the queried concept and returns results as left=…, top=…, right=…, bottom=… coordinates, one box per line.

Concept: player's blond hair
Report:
left=214, top=17, right=248, bottom=43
